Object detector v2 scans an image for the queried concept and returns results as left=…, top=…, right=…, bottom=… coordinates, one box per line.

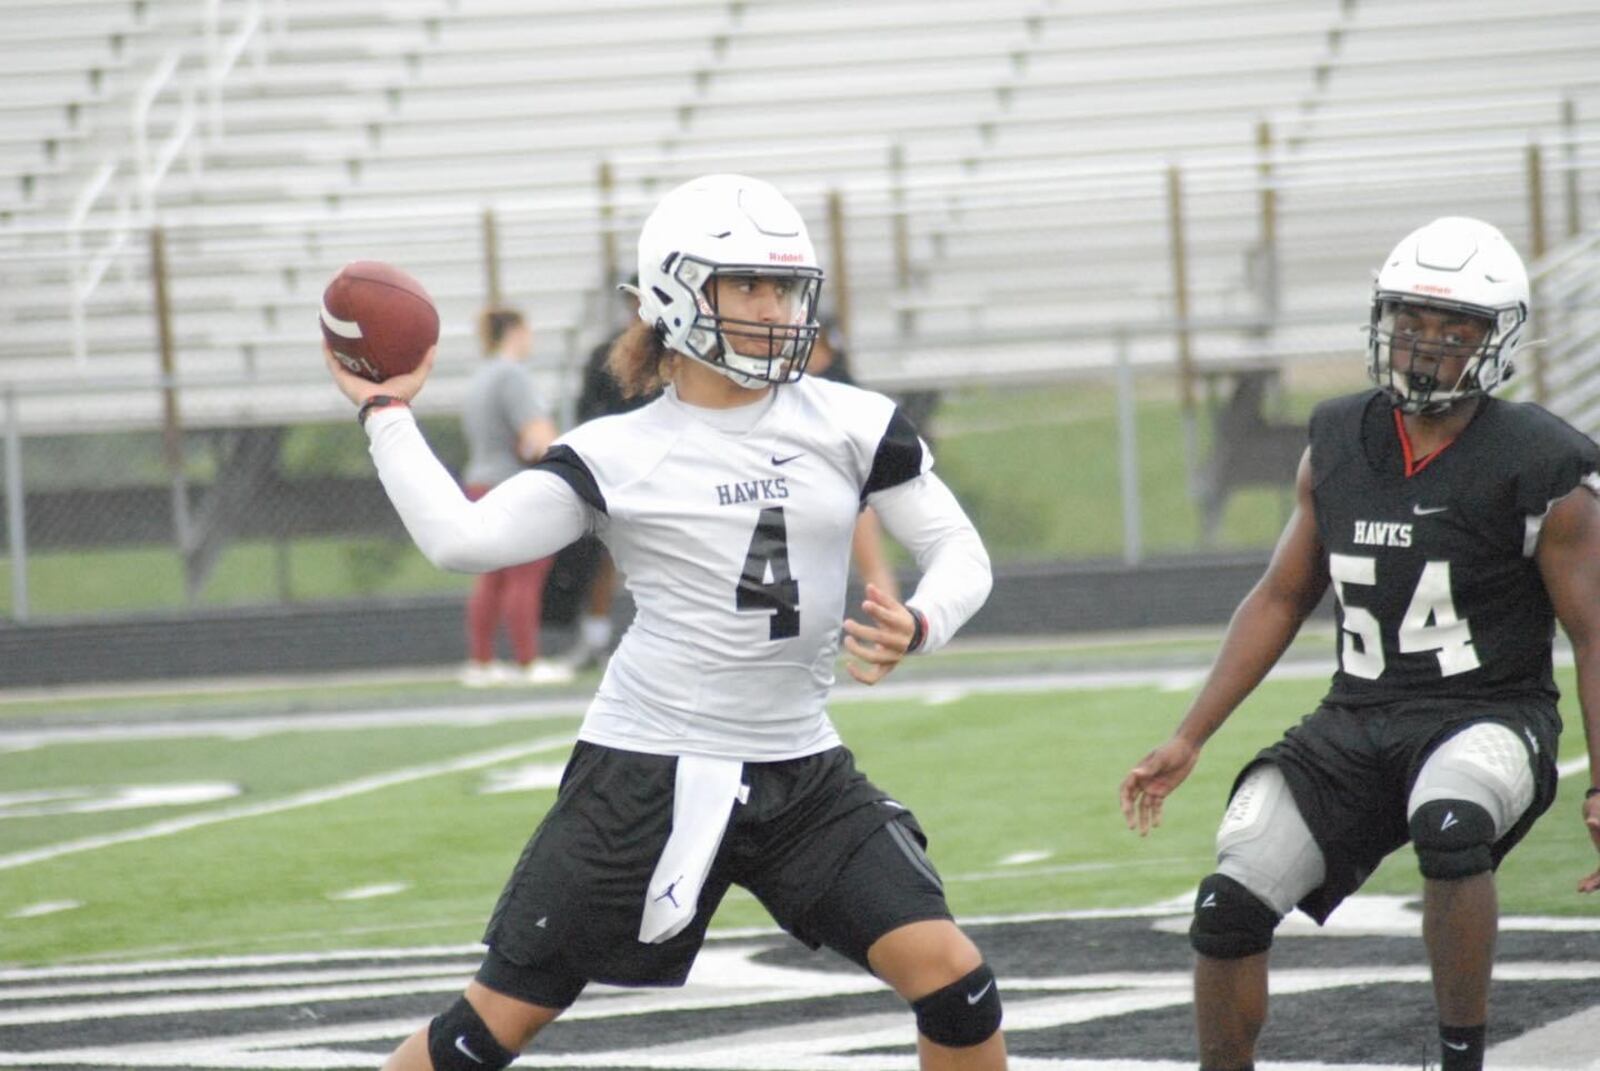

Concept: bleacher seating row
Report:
left=0, top=0, right=1597, bottom=433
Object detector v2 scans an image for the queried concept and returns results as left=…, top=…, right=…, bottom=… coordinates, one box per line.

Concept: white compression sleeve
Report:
left=365, top=407, right=591, bottom=572
left=868, top=471, right=993, bottom=653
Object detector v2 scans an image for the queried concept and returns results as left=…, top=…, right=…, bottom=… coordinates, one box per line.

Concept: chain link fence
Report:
left=0, top=400, right=478, bottom=623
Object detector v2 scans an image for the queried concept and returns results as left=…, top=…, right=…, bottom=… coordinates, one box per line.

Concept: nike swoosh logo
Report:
left=455, top=1036, right=485, bottom=1064
left=1444, top=1040, right=1470, bottom=1051
left=1413, top=505, right=1449, bottom=516
left=966, top=980, right=994, bottom=1005
left=771, top=453, right=804, bottom=466
left=1201, top=893, right=1217, bottom=908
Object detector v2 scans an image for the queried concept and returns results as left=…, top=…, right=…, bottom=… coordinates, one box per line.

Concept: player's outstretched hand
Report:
left=1579, top=794, right=1600, bottom=893
left=842, top=583, right=914, bottom=686
left=1119, top=737, right=1201, bottom=837
left=325, top=343, right=436, bottom=407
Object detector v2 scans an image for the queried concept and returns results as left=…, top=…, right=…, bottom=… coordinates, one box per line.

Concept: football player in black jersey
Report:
left=1120, top=217, right=1600, bottom=1071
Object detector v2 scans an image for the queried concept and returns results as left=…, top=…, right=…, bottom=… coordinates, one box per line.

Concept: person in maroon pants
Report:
left=459, top=307, right=569, bottom=686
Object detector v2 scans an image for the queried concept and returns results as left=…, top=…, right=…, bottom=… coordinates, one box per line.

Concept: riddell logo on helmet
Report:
left=1412, top=283, right=1454, bottom=295
left=769, top=251, right=805, bottom=263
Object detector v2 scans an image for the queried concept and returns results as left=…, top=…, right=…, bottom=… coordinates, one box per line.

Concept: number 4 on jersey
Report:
left=737, top=506, right=801, bottom=640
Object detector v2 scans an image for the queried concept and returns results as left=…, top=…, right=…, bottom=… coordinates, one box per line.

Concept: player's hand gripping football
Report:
left=1580, top=792, right=1600, bottom=894
left=842, top=583, right=915, bottom=686
left=1120, top=737, right=1202, bottom=836
left=324, top=342, right=437, bottom=407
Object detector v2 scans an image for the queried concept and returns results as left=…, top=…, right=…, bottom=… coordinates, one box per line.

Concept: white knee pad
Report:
left=1408, top=722, right=1535, bottom=839
left=1215, top=763, right=1327, bottom=917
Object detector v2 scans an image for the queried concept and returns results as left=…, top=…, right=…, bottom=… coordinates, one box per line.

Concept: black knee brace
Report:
left=1189, top=873, right=1280, bottom=960
left=1410, top=799, right=1495, bottom=880
left=911, top=963, right=1002, bottom=1048
left=428, top=996, right=516, bottom=1071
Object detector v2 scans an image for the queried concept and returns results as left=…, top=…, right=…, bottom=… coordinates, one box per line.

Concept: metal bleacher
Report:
left=2, top=0, right=1598, bottom=435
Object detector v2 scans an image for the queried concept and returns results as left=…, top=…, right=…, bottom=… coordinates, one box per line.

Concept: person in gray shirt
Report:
left=459, top=307, right=568, bottom=686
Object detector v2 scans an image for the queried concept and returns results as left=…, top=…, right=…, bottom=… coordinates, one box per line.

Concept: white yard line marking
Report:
left=7, top=900, right=82, bottom=919
left=0, top=700, right=584, bottom=750
left=0, top=661, right=1334, bottom=752
left=0, top=732, right=573, bottom=872
left=0, top=782, right=241, bottom=818
left=326, top=882, right=410, bottom=902
left=479, top=762, right=566, bottom=794
left=948, top=857, right=1197, bottom=883
left=998, top=850, right=1053, bottom=866
left=0, top=962, right=471, bottom=1001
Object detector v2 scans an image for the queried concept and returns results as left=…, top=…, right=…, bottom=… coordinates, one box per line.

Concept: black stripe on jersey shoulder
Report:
left=530, top=444, right=608, bottom=515
left=863, top=406, right=925, bottom=500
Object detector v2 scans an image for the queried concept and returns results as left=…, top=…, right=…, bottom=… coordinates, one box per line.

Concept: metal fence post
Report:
left=597, top=159, right=619, bottom=297
left=1256, top=119, right=1280, bottom=322
left=889, top=143, right=913, bottom=338
left=1114, top=331, right=1143, bottom=566
left=1166, top=164, right=1200, bottom=501
left=1526, top=143, right=1549, bottom=403
left=481, top=206, right=502, bottom=307
left=150, top=224, right=194, bottom=598
left=2, top=389, right=28, bottom=622
left=1561, top=96, right=1581, bottom=238
left=826, top=188, right=853, bottom=348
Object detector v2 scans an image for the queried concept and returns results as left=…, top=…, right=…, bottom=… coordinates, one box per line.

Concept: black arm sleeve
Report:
left=531, top=445, right=608, bottom=515
left=862, top=407, right=925, bottom=501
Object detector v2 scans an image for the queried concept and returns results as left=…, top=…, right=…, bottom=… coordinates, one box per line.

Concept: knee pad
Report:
left=1215, top=764, right=1327, bottom=917
left=1409, top=799, right=1495, bottom=880
left=912, top=963, right=1002, bottom=1048
left=428, top=996, right=516, bottom=1071
left=1410, top=722, right=1536, bottom=837
left=1189, top=873, right=1280, bottom=960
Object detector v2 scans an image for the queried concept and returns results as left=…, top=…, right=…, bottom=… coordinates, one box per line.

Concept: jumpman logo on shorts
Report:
left=653, top=875, right=684, bottom=909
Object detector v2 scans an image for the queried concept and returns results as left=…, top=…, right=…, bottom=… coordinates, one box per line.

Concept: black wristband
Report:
left=1586, top=787, right=1600, bottom=801
left=358, top=394, right=408, bottom=427
left=906, top=607, right=928, bottom=654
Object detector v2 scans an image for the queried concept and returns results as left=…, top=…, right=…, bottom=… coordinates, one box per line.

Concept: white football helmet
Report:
left=1368, top=216, right=1529, bottom=414
left=631, top=173, right=824, bottom=388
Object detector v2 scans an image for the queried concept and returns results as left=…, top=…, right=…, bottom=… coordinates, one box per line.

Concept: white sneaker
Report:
left=524, top=659, right=576, bottom=685
left=459, top=661, right=513, bottom=688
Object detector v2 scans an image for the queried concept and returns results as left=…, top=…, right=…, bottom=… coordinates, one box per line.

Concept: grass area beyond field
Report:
left=0, top=380, right=1345, bottom=619
left=0, top=654, right=1591, bottom=967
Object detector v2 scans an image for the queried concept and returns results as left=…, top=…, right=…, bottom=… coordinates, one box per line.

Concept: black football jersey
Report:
left=1311, top=389, right=1600, bottom=708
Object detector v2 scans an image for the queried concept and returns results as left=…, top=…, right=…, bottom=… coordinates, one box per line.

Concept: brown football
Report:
left=319, top=261, right=440, bottom=382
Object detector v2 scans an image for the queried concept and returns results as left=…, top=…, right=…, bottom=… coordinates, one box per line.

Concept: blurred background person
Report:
left=553, top=278, right=658, bottom=671
left=811, top=314, right=901, bottom=601
left=459, top=307, right=570, bottom=687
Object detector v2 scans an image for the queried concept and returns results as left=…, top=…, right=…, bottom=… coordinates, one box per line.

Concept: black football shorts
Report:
left=1238, top=698, right=1560, bottom=922
left=475, top=741, right=951, bottom=1005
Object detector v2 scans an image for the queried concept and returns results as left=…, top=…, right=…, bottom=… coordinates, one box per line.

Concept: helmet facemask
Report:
left=1366, top=216, right=1530, bottom=417
left=669, top=255, right=823, bottom=388
left=634, top=174, right=826, bottom=391
left=1368, top=295, right=1523, bottom=415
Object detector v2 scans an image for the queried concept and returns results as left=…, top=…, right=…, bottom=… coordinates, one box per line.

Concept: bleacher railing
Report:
left=1514, top=228, right=1600, bottom=436
left=65, top=0, right=284, bottom=364
left=4, top=132, right=1598, bottom=623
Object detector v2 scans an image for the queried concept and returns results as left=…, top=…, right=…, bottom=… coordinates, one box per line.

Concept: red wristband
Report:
left=357, top=394, right=409, bottom=427
left=906, top=607, right=929, bottom=653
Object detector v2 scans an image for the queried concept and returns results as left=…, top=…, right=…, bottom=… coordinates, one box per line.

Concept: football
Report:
left=319, top=260, right=440, bottom=382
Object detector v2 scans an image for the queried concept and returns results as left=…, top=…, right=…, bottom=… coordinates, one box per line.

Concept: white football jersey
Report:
left=536, top=376, right=931, bottom=761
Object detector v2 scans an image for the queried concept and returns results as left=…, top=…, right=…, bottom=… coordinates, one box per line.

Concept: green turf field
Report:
left=2, top=649, right=1592, bottom=968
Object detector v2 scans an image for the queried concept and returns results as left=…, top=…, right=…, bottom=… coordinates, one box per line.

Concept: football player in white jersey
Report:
left=326, top=174, right=1007, bottom=1071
